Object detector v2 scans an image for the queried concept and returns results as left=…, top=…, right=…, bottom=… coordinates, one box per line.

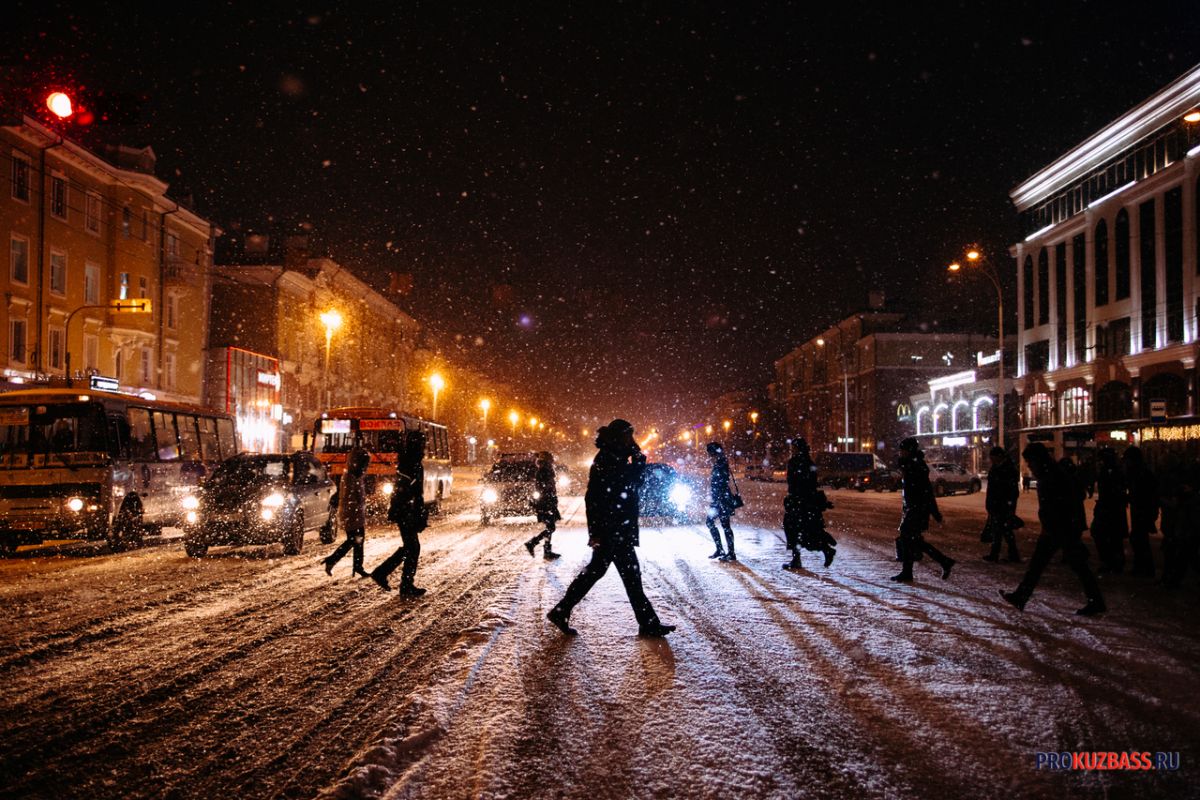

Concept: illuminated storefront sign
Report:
left=1139, top=425, right=1200, bottom=442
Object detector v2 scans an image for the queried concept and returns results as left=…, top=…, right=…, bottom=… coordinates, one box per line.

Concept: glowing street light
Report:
left=749, top=411, right=759, bottom=425
left=509, top=410, right=520, bottom=439
left=46, top=92, right=74, bottom=119
left=529, top=416, right=539, bottom=428
left=705, top=424, right=713, bottom=436
left=947, top=245, right=1006, bottom=449
left=479, top=397, right=491, bottom=432
left=1184, top=109, right=1200, bottom=123
left=429, top=373, right=445, bottom=420
left=722, top=419, right=732, bottom=433
left=319, top=309, right=343, bottom=407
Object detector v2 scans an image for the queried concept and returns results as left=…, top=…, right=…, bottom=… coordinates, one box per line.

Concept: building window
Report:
left=973, top=396, right=994, bottom=430
left=1114, top=208, right=1131, bottom=300
left=167, top=232, right=180, bottom=256
left=122, top=207, right=131, bottom=238
left=1026, top=392, right=1054, bottom=428
left=1094, top=219, right=1109, bottom=307
left=951, top=400, right=970, bottom=431
left=1164, top=186, right=1184, bottom=343
left=11, top=151, right=30, bottom=202
left=85, top=263, right=100, bottom=305
left=1055, top=243, right=1067, bottom=366
left=9, top=318, right=27, bottom=364
left=932, top=403, right=949, bottom=433
left=10, top=236, right=30, bottom=285
left=164, top=352, right=177, bottom=389
left=49, top=250, right=67, bottom=296
left=85, top=192, right=102, bottom=235
left=1072, top=234, right=1086, bottom=364
left=114, top=348, right=123, bottom=381
left=138, top=276, right=149, bottom=299
left=1024, top=339, right=1050, bottom=373
left=84, top=335, right=99, bottom=372
left=1022, top=256, right=1034, bottom=330
left=48, top=327, right=65, bottom=371
left=1037, top=248, right=1050, bottom=325
left=1139, top=199, right=1157, bottom=349
left=915, top=406, right=930, bottom=435
left=141, top=347, right=152, bottom=384
left=119, top=272, right=130, bottom=300
left=1061, top=387, right=1091, bottom=426
left=50, top=173, right=68, bottom=220
left=166, top=295, right=177, bottom=330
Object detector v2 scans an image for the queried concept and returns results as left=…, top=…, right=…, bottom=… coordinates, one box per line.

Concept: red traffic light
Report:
left=45, top=92, right=74, bottom=119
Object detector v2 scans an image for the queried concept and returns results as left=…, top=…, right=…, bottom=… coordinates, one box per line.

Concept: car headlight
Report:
left=557, top=475, right=570, bottom=488
left=65, top=496, right=85, bottom=512
left=381, top=481, right=394, bottom=496
left=481, top=487, right=498, bottom=504
left=532, top=490, right=542, bottom=500
left=261, top=492, right=286, bottom=508
left=668, top=482, right=692, bottom=509
left=181, top=495, right=200, bottom=510
left=185, top=510, right=198, bottom=524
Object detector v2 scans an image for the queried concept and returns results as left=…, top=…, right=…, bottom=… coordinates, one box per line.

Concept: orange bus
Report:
left=307, top=407, right=452, bottom=515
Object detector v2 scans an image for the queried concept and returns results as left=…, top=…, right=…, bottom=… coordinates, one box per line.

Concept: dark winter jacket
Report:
left=1033, top=460, right=1086, bottom=540
left=786, top=453, right=819, bottom=500
left=1127, top=465, right=1160, bottom=535
left=585, top=448, right=644, bottom=546
left=708, top=456, right=737, bottom=517
left=899, top=452, right=942, bottom=534
left=985, top=457, right=1019, bottom=519
left=1091, top=459, right=1129, bottom=536
left=337, top=466, right=368, bottom=531
left=387, top=461, right=425, bottom=530
left=533, top=462, right=562, bottom=522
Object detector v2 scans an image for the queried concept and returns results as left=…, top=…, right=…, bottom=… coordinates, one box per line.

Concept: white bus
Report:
left=307, top=407, right=453, bottom=515
left=0, top=388, right=238, bottom=554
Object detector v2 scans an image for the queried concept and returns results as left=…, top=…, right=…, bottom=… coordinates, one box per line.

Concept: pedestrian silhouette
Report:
left=981, top=446, right=1021, bottom=563
left=782, top=437, right=836, bottom=570
left=1090, top=447, right=1128, bottom=574
left=1001, top=442, right=1105, bottom=616
left=547, top=419, right=676, bottom=638
left=323, top=446, right=370, bottom=578
left=705, top=442, right=739, bottom=562
left=524, top=451, right=562, bottom=560
left=370, top=430, right=428, bottom=596
left=891, top=437, right=955, bottom=583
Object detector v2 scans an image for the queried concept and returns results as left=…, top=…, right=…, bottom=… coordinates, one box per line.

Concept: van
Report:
left=813, top=451, right=887, bottom=488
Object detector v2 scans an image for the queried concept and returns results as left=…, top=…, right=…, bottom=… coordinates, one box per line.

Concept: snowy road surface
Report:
left=1, top=475, right=1197, bottom=799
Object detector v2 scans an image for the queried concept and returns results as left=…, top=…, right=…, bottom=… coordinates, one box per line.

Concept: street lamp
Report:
left=509, top=410, right=520, bottom=440
left=319, top=309, right=343, bottom=408
left=479, top=397, right=491, bottom=432
left=429, top=373, right=445, bottom=420
left=817, top=336, right=852, bottom=452
left=948, top=245, right=1005, bottom=450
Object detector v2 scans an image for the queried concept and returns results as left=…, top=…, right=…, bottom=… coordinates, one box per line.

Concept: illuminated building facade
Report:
left=1011, top=63, right=1200, bottom=460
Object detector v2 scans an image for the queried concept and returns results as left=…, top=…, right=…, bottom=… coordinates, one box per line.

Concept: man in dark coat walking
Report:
left=892, top=437, right=955, bottom=583
left=981, top=446, right=1021, bottom=563
left=370, top=430, right=428, bottom=596
left=1001, top=442, right=1106, bottom=616
left=524, top=451, right=562, bottom=560
left=1090, top=447, right=1128, bottom=573
left=1123, top=446, right=1159, bottom=578
left=323, top=446, right=371, bottom=578
left=782, top=437, right=836, bottom=570
left=547, top=419, right=675, bottom=638
left=705, top=442, right=738, bottom=562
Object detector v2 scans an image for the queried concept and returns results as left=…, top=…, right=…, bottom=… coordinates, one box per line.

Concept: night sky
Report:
left=10, top=1, right=1200, bottom=426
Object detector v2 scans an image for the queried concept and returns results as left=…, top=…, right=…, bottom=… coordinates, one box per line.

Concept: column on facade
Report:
left=1065, top=235, right=1077, bottom=368
left=1154, top=192, right=1168, bottom=351
left=1129, top=199, right=1144, bottom=353
left=1016, top=243, right=1026, bottom=376
left=1184, top=158, right=1198, bottom=344
left=1084, top=211, right=1098, bottom=362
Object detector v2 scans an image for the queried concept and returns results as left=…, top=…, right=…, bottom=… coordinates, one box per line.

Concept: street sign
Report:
left=89, top=375, right=120, bottom=392
left=1149, top=399, right=1167, bottom=423
left=110, top=299, right=152, bottom=314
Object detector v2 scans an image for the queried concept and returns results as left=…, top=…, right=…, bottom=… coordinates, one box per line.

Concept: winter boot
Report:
left=940, top=557, right=955, bottom=580
left=783, top=550, right=803, bottom=570
left=525, top=539, right=537, bottom=557
left=399, top=584, right=427, bottom=597
left=637, top=622, right=677, bottom=637
left=370, top=571, right=392, bottom=592
left=1075, top=598, right=1107, bottom=616
left=719, top=550, right=737, bottom=563
left=890, top=568, right=914, bottom=583
left=543, top=545, right=561, bottom=561
left=823, top=545, right=836, bottom=568
left=708, top=549, right=725, bottom=559
left=547, top=608, right=577, bottom=636
left=999, top=589, right=1027, bottom=611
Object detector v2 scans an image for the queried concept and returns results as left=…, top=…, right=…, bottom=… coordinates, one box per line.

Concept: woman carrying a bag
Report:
left=370, top=430, right=428, bottom=596
left=705, top=442, right=741, bottom=562
left=323, top=446, right=371, bottom=578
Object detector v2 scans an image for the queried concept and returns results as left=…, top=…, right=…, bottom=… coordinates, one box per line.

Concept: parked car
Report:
left=182, top=452, right=336, bottom=557
left=850, top=467, right=902, bottom=492
left=814, top=451, right=888, bottom=489
left=746, top=463, right=786, bottom=482
left=640, top=462, right=703, bottom=522
left=480, top=452, right=553, bottom=524
left=929, top=462, right=982, bottom=496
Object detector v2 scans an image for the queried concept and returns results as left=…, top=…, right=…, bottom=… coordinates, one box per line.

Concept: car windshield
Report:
left=210, top=457, right=291, bottom=485
left=490, top=460, right=536, bottom=481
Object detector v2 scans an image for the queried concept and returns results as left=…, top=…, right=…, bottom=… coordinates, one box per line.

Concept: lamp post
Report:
left=319, top=309, right=342, bottom=408
left=949, top=247, right=1005, bottom=450
left=509, top=410, right=520, bottom=442
left=479, top=398, right=491, bottom=435
left=817, top=336, right=852, bottom=452
left=429, top=372, right=445, bottom=420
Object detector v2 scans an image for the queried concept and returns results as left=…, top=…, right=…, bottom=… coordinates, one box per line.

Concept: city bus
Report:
left=0, top=387, right=239, bottom=554
left=307, top=407, right=453, bottom=515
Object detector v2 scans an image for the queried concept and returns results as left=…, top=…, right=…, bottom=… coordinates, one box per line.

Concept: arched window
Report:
left=932, top=403, right=949, bottom=433
left=1026, top=392, right=1053, bottom=427
left=1114, top=209, right=1131, bottom=300
left=973, top=396, right=994, bottom=430
left=1061, top=387, right=1091, bottom=426
left=951, top=400, right=970, bottom=431
left=1095, top=381, right=1132, bottom=422
left=915, top=406, right=930, bottom=435
left=1141, top=373, right=1188, bottom=418
left=1094, top=218, right=1109, bottom=307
